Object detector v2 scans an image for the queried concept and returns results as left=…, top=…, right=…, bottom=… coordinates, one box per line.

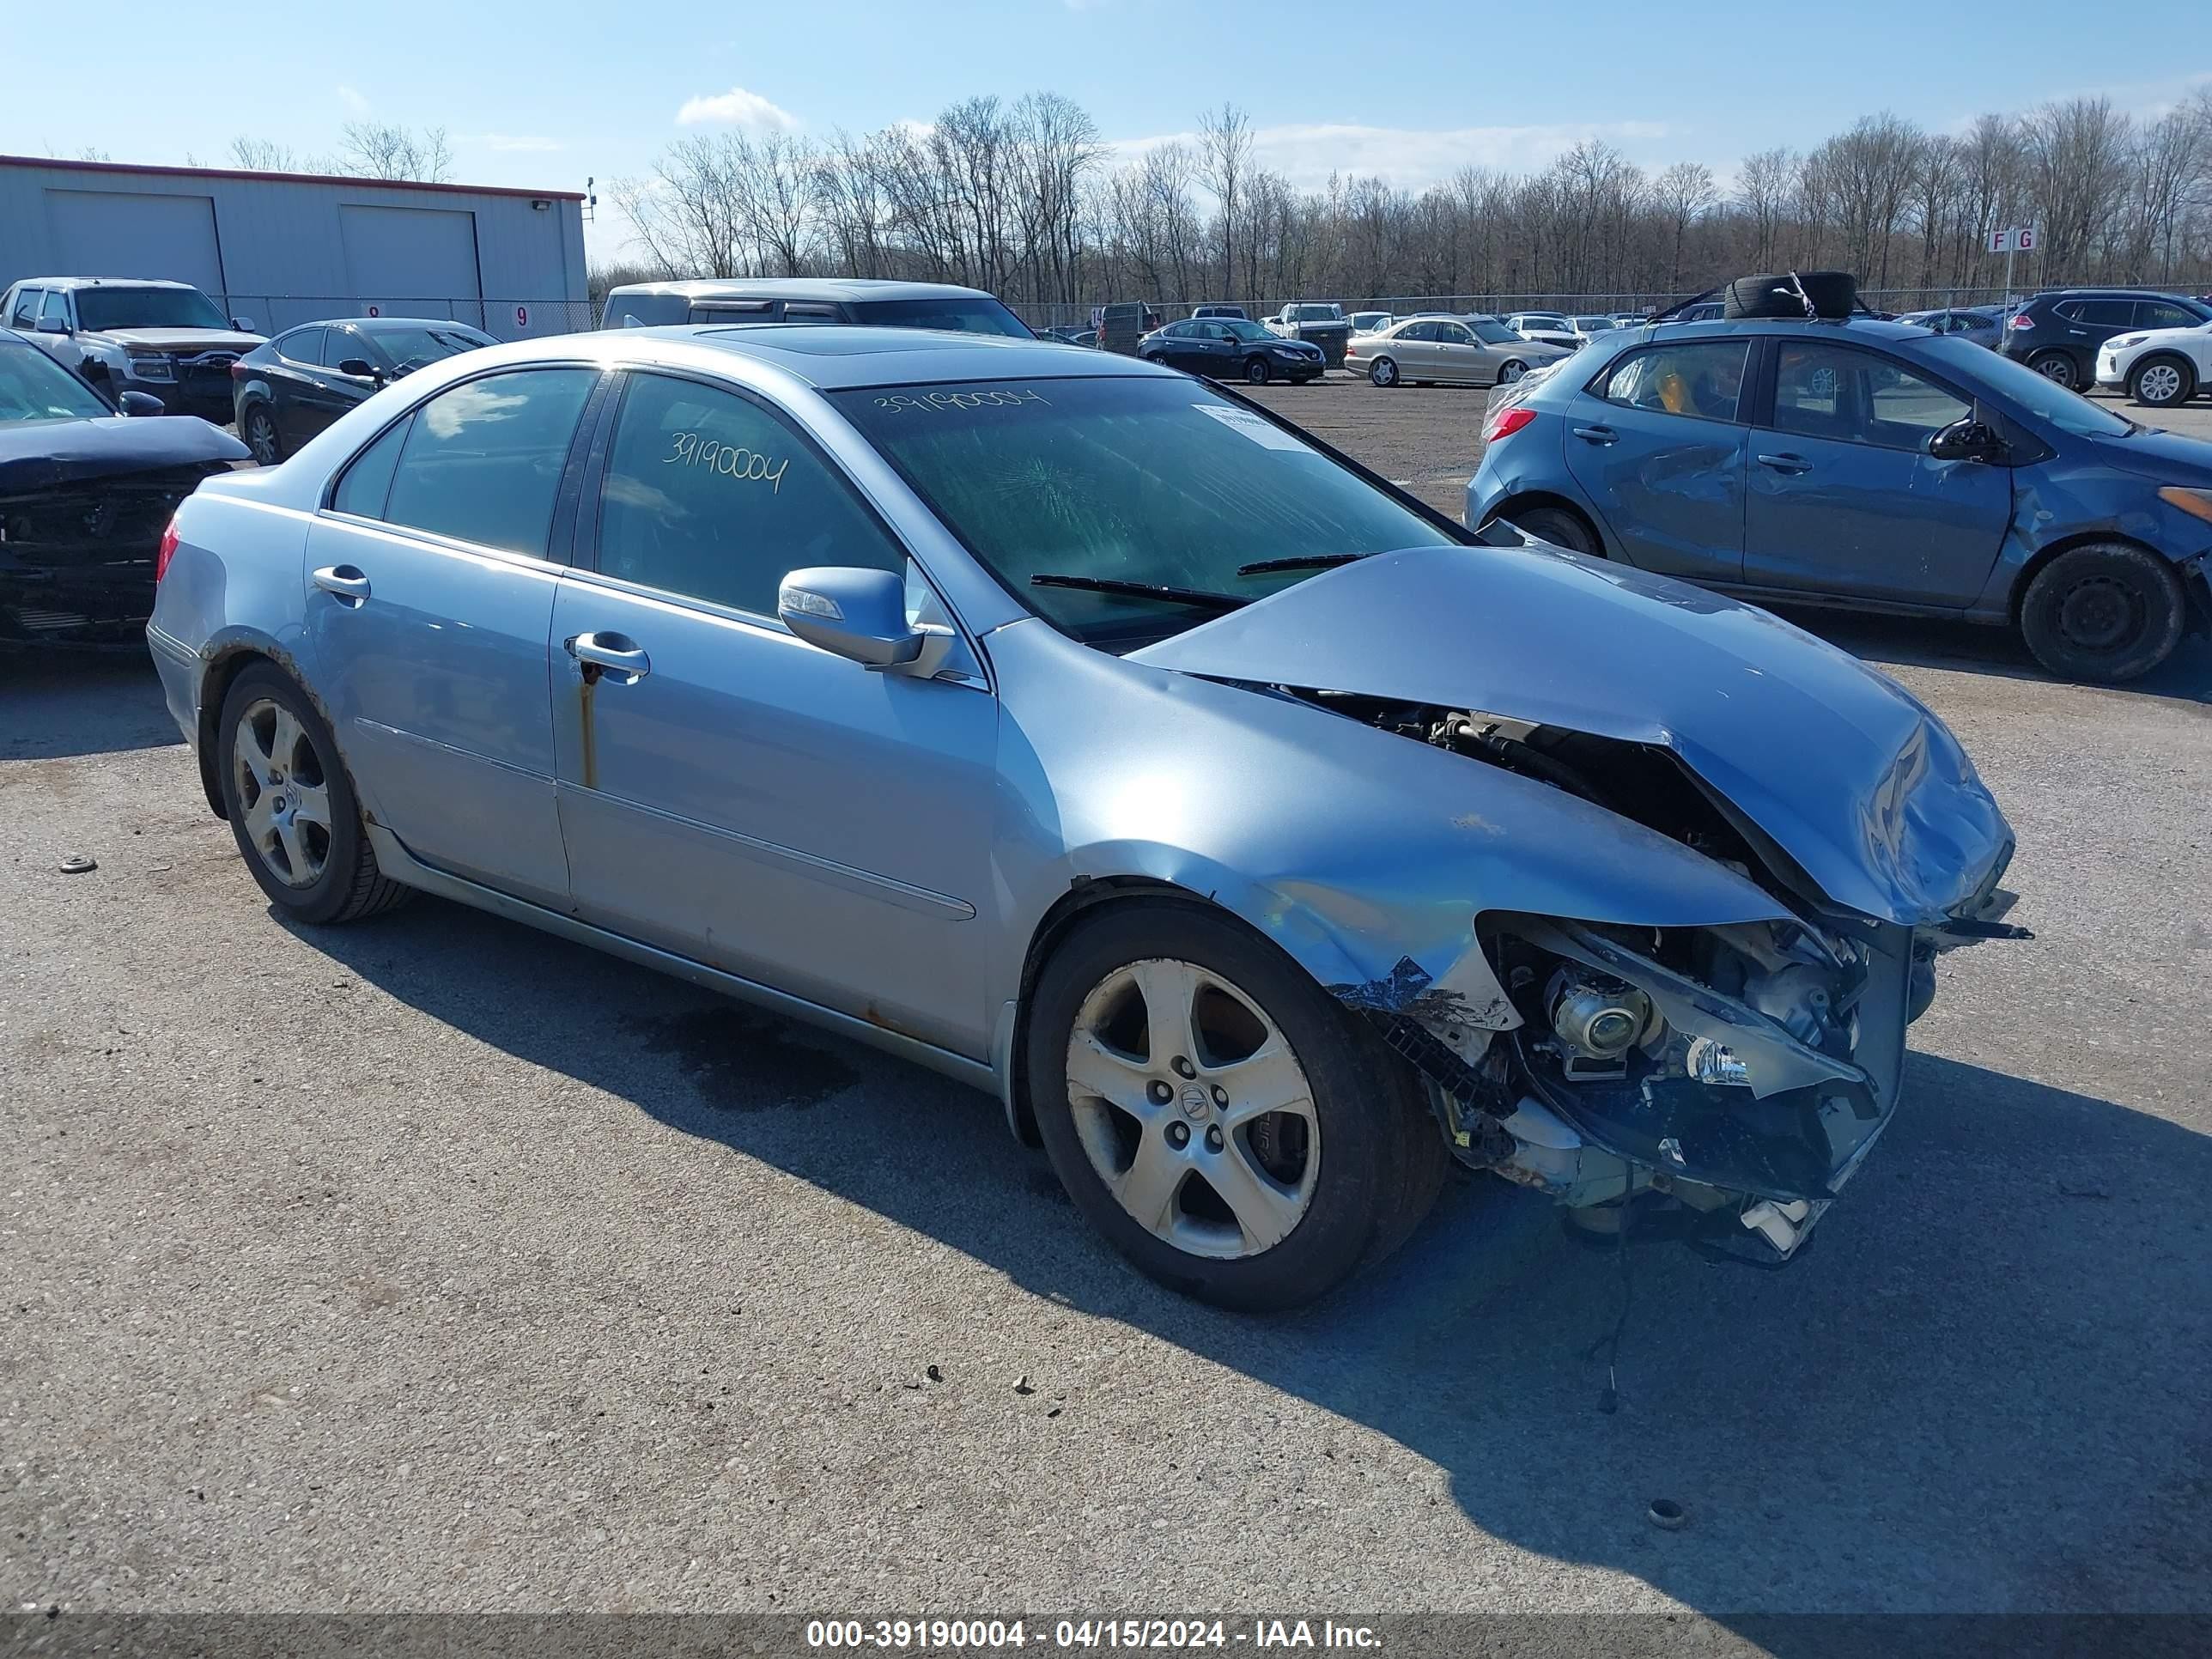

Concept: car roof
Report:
left=10, top=276, right=205, bottom=291
left=442, top=324, right=1170, bottom=391
left=602, top=277, right=998, bottom=303
left=282, top=317, right=489, bottom=332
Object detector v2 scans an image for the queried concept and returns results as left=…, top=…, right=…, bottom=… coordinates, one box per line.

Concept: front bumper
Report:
left=2096, top=348, right=2125, bottom=388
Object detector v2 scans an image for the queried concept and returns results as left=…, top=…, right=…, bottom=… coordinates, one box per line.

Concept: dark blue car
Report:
left=1468, top=317, right=2212, bottom=681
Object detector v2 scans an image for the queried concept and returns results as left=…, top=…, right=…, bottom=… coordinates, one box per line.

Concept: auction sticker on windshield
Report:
left=1192, top=403, right=1304, bottom=450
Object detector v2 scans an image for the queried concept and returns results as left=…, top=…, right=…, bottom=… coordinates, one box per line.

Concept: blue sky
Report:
left=4, top=0, right=2206, bottom=265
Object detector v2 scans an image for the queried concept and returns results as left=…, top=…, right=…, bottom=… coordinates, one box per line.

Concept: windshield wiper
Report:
left=1030, top=574, right=1249, bottom=611
left=1235, top=551, right=1369, bottom=575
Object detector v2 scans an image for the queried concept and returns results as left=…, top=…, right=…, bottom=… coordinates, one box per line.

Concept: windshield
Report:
left=1573, top=316, right=1613, bottom=331
left=830, top=376, right=1457, bottom=649
left=1221, top=319, right=1272, bottom=342
left=849, top=297, right=1034, bottom=338
left=0, top=345, right=111, bottom=423
left=367, top=325, right=494, bottom=370
left=1287, top=305, right=1342, bottom=322
left=1929, top=337, right=2135, bottom=438
left=73, top=286, right=230, bottom=332
left=1471, top=319, right=1520, bottom=344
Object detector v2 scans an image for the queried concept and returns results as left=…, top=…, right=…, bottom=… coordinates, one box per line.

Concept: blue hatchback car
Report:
left=1468, top=317, right=2212, bottom=681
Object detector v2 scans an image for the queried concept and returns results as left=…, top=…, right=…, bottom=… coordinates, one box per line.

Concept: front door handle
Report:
left=1571, top=424, right=1617, bottom=444
left=565, top=630, right=650, bottom=684
left=312, top=564, right=370, bottom=605
left=1756, top=453, right=1813, bottom=474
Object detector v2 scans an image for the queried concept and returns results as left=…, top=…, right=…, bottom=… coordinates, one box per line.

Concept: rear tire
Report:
left=1369, top=357, right=1399, bottom=387
left=242, top=404, right=283, bottom=465
left=2128, top=354, right=2196, bottom=408
left=216, top=662, right=414, bottom=924
left=2018, top=542, right=2185, bottom=683
left=2028, top=350, right=2079, bottom=390
left=1027, top=902, right=1446, bottom=1312
left=1504, top=504, right=1602, bottom=557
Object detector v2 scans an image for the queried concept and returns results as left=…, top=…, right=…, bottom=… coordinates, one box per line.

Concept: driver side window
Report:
left=592, top=372, right=905, bottom=618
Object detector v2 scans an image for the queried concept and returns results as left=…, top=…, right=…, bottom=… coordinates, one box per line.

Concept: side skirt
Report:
left=362, top=823, right=1005, bottom=1103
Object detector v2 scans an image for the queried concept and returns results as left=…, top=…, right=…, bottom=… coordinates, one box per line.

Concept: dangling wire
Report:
left=1587, top=1166, right=1637, bottom=1414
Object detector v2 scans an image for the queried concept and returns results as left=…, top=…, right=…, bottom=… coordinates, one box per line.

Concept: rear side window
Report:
left=2073, top=300, right=2135, bottom=326
left=331, top=417, right=410, bottom=518
left=278, top=328, right=325, bottom=366
left=7, top=289, right=39, bottom=327
left=592, top=371, right=903, bottom=617
left=377, top=368, right=598, bottom=556
left=1602, top=341, right=1750, bottom=422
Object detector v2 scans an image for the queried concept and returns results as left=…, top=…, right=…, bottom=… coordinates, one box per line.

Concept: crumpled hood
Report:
left=91, top=327, right=263, bottom=354
left=0, top=416, right=247, bottom=495
left=1129, top=544, right=2014, bottom=927
left=2095, top=423, right=2212, bottom=487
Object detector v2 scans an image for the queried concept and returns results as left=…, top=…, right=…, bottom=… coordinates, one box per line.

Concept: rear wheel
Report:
left=2128, top=354, right=2195, bottom=408
left=2018, top=542, right=2185, bottom=683
left=217, top=663, right=413, bottom=923
left=1243, top=356, right=1273, bottom=386
left=1369, top=357, right=1399, bottom=388
left=242, top=404, right=283, bottom=465
left=2028, top=350, right=2079, bottom=390
left=1028, top=903, right=1445, bottom=1312
left=1503, top=504, right=1601, bottom=556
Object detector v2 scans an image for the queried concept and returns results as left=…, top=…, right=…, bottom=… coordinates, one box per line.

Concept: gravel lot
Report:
left=4, top=380, right=2210, bottom=1631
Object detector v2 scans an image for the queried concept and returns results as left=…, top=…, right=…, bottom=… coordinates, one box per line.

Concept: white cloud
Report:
left=336, top=84, right=371, bottom=116
left=469, top=133, right=564, bottom=153
left=674, top=86, right=800, bottom=132
left=1113, top=118, right=1672, bottom=195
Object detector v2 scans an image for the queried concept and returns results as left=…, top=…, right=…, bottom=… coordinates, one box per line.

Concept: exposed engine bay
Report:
left=1295, top=689, right=2018, bottom=1263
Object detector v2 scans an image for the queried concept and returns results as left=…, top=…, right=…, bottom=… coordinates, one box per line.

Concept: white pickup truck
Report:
left=1264, top=302, right=1352, bottom=368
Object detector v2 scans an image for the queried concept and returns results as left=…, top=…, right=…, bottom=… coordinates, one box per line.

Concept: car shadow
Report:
left=297, top=895, right=2212, bottom=1625
left=1767, top=605, right=2212, bottom=708
left=0, top=648, right=180, bottom=760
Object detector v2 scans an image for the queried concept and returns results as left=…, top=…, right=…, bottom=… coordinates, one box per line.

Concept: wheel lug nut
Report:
left=1211, top=1085, right=1228, bottom=1108
left=1171, top=1056, right=1196, bottom=1079
left=1166, top=1121, right=1190, bottom=1149
left=1204, top=1126, right=1224, bottom=1152
left=1147, top=1079, right=1172, bottom=1105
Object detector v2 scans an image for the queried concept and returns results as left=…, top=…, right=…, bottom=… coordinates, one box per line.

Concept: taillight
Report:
left=2008, top=313, right=2033, bottom=329
left=155, top=517, right=180, bottom=582
left=1483, top=404, right=1537, bottom=446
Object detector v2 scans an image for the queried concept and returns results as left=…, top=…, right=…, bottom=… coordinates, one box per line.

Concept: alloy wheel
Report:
left=231, top=699, right=332, bottom=887
left=2137, top=362, right=2184, bottom=404
left=1499, top=360, right=1527, bottom=385
left=245, top=409, right=280, bottom=465
left=1063, top=957, right=1320, bottom=1261
left=2033, top=354, right=2076, bottom=389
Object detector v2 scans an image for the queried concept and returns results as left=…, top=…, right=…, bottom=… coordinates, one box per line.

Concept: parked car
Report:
left=1263, top=303, right=1352, bottom=367
left=602, top=278, right=1034, bottom=337
left=1504, top=313, right=1586, bottom=352
left=231, top=318, right=496, bottom=464
left=2096, top=318, right=2212, bottom=409
left=1092, top=302, right=1164, bottom=355
left=1468, top=315, right=2212, bottom=682
left=0, top=328, right=246, bottom=647
left=1191, top=304, right=1249, bottom=320
left=1346, top=314, right=1568, bottom=388
left=148, top=324, right=2018, bottom=1306
left=0, top=278, right=263, bottom=424
left=1348, top=311, right=1394, bottom=335
left=1571, top=315, right=1618, bottom=336
left=1997, top=289, right=2212, bottom=391
left=1040, top=325, right=1098, bottom=347
left=1139, top=318, right=1323, bottom=384
left=1895, top=307, right=2004, bottom=347
left=1672, top=301, right=1726, bottom=323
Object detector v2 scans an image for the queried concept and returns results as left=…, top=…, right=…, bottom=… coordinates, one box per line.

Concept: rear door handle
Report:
left=1571, top=424, right=1617, bottom=444
left=1756, top=453, right=1813, bottom=474
left=565, top=630, right=650, bottom=684
left=312, top=564, right=370, bottom=605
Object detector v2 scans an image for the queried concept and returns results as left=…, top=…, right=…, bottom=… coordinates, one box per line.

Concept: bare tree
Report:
left=332, top=121, right=453, bottom=184
left=1196, top=104, right=1255, bottom=303
left=229, top=136, right=301, bottom=172
left=1652, top=161, right=1717, bottom=290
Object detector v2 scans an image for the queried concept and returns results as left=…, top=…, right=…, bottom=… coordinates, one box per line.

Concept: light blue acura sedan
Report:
left=147, top=325, right=2021, bottom=1310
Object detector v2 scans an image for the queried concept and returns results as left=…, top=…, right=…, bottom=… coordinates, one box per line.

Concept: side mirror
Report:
left=1929, top=419, right=2005, bottom=465
left=231, top=316, right=255, bottom=332
left=35, top=314, right=69, bottom=335
left=117, top=390, right=166, bottom=416
left=337, top=358, right=380, bottom=382
left=779, top=567, right=933, bottom=671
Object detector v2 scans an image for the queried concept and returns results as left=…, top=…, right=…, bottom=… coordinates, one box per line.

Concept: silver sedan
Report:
left=147, top=327, right=2020, bottom=1310
left=1346, top=314, right=1571, bottom=388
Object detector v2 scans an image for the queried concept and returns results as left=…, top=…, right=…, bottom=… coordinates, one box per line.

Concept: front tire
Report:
left=1497, top=359, right=1528, bottom=386
left=217, top=662, right=413, bottom=924
left=1243, top=356, right=1273, bottom=386
left=2018, top=542, right=2185, bottom=683
left=2028, top=350, right=2079, bottom=390
left=1027, top=902, right=1446, bottom=1312
left=2128, top=354, right=2195, bottom=408
left=1369, top=356, right=1399, bottom=387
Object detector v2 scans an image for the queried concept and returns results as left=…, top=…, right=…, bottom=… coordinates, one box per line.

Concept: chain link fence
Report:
left=214, top=295, right=598, bottom=340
